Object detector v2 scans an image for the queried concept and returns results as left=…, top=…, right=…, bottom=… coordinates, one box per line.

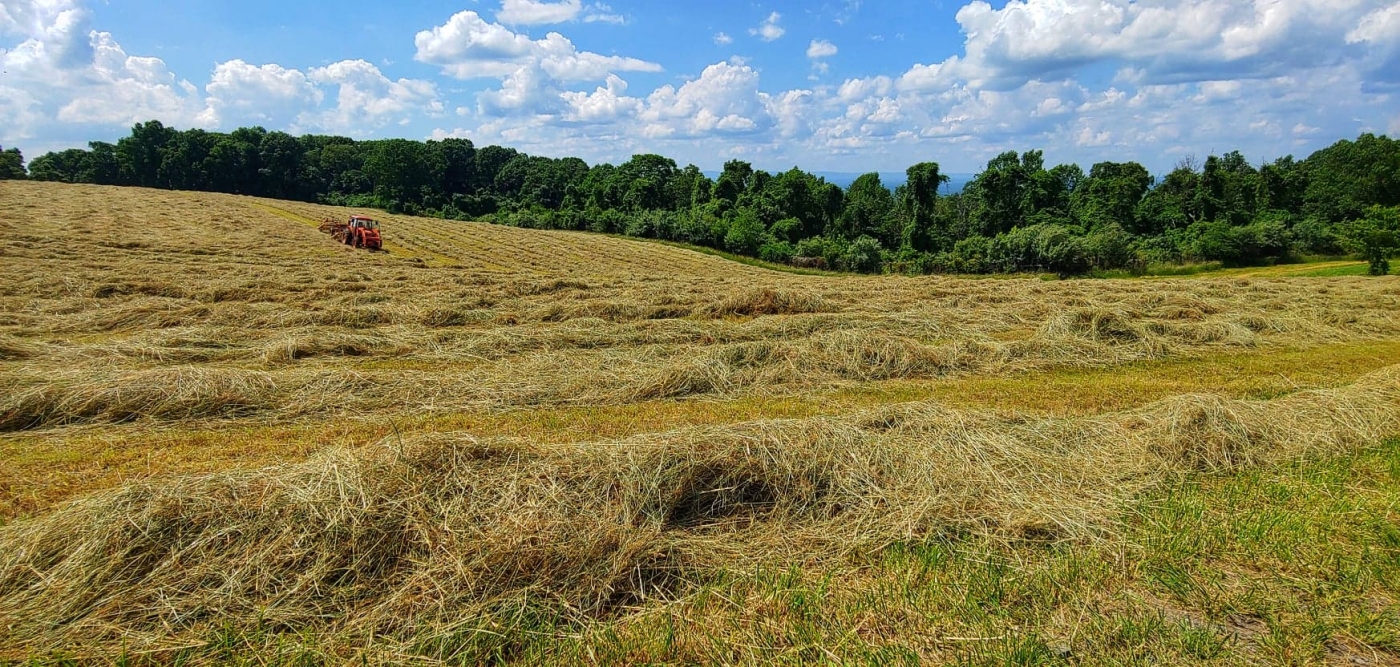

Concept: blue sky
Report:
left=3, top=0, right=1398, bottom=173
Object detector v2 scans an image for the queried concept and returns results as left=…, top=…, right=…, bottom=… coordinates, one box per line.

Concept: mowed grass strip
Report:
left=4, top=339, right=1397, bottom=521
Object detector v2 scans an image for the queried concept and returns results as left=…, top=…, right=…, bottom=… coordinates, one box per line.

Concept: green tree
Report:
left=968, top=151, right=1029, bottom=235
left=615, top=154, right=678, bottom=210
left=0, top=146, right=25, bottom=179
left=115, top=120, right=177, bottom=187
left=901, top=162, right=950, bottom=252
left=833, top=173, right=893, bottom=241
left=1196, top=151, right=1258, bottom=225
left=27, top=149, right=88, bottom=182
left=1344, top=206, right=1400, bottom=275
left=473, top=145, right=520, bottom=193
left=671, top=165, right=712, bottom=210
left=1135, top=160, right=1201, bottom=235
left=840, top=236, right=885, bottom=273
left=430, top=138, right=477, bottom=196
left=258, top=131, right=304, bottom=199
left=364, top=139, right=432, bottom=205
left=1073, top=161, right=1152, bottom=230
left=712, top=159, right=754, bottom=206
left=1302, top=134, right=1400, bottom=222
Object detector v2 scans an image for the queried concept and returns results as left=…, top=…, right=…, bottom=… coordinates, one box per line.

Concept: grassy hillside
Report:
left=1, top=181, right=1399, bottom=664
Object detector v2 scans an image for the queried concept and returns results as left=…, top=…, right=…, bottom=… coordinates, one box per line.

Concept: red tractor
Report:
left=326, top=215, right=383, bottom=251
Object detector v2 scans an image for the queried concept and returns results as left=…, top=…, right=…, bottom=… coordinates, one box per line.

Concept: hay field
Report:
left=2, top=180, right=1400, bottom=664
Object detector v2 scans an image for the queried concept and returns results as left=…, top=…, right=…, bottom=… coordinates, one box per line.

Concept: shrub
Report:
left=770, top=218, right=804, bottom=243
left=724, top=210, right=767, bottom=256
left=795, top=236, right=849, bottom=269
left=1292, top=216, right=1342, bottom=255
left=950, top=235, right=992, bottom=274
left=1033, top=225, right=1089, bottom=276
left=987, top=225, right=1088, bottom=275
left=670, top=210, right=714, bottom=246
left=1083, top=223, right=1138, bottom=270
left=838, top=236, right=885, bottom=273
left=1185, top=221, right=1244, bottom=263
left=588, top=208, right=627, bottom=235
left=1342, top=206, right=1400, bottom=275
left=623, top=210, right=662, bottom=238
left=758, top=240, right=797, bottom=264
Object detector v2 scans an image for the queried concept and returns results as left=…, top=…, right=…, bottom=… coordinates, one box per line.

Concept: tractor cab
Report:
left=343, top=215, right=383, bottom=250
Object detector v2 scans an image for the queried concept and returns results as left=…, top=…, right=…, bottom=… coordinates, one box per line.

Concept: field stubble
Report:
left=2, top=181, right=1400, bottom=662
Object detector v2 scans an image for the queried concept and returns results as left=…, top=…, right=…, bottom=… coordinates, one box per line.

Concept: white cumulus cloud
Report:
left=750, top=12, right=784, bottom=42
left=303, top=59, right=442, bottom=134
left=415, top=11, right=659, bottom=82
left=204, top=60, right=323, bottom=128
left=807, top=40, right=838, bottom=59
left=497, top=0, right=581, bottom=26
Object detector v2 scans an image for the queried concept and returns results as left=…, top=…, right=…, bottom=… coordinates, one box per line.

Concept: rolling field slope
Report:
left=2, top=180, right=1400, bottom=664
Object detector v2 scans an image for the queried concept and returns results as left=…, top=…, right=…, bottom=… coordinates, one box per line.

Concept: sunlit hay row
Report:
left=1, top=365, right=1396, bottom=656
left=21, top=299, right=1349, bottom=377
left=3, top=271, right=1393, bottom=370
left=6, top=271, right=1396, bottom=350
left=2, top=304, right=1390, bottom=432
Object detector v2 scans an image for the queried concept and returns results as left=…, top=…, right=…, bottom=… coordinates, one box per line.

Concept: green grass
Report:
left=1288, top=262, right=1378, bottom=277
left=564, top=439, right=1400, bottom=665
left=36, top=438, right=1400, bottom=665
left=607, top=234, right=850, bottom=276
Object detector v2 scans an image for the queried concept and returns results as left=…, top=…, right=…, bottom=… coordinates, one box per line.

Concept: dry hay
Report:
left=0, top=368, right=280, bottom=431
left=2, top=181, right=1399, bottom=434
left=702, top=287, right=833, bottom=317
left=4, top=181, right=1400, bottom=658
left=3, top=294, right=1394, bottom=431
left=1, top=364, right=1397, bottom=657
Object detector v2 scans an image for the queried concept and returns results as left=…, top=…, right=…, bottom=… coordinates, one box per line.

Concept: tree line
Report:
left=7, top=121, right=1400, bottom=275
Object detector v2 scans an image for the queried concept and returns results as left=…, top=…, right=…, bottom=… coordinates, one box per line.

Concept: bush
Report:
left=885, top=246, right=929, bottom=275
left=795, top=236, right=849, bottom=269
left=724, top=210, right=767, bottom=256
left=669, top=210, right=713, bottom=246
left=1292, top=217, right=1342, bottom=255
left=950, top=235, right=992, bottom=274
left=1241, top=214, right=1293, bottom=259
left=758, top=240, right=797, bottom=264
left=1185, top=221, right=1244, bottom=263
left=986, top=225, right=1088, bottom=275
left=1033, top=225, right=1089, bottom=276
left=770, top=218, right=803, bottom=243
left=838, top=236, right=885, bottom=273
left=1342, top=206, right=1400, bottom=275
left=1183, top=217, right=1293, bottom=266
left=1360, top=230, right=1397, bottom=275
left=623, top=210, right=664, bottom=238
left=588, top=208, right=627, bottom=235
left=1083, top=223, right=1139, bottom=271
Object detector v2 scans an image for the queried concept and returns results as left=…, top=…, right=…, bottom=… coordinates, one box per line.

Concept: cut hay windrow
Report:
left=2, top=365, right=1398, bottom=657
left=4, top=299, right=1396, bottom=432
